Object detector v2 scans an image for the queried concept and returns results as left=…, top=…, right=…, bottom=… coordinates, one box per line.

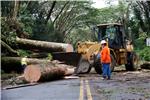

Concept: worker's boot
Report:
left=107, top=76, right=111, bottom=80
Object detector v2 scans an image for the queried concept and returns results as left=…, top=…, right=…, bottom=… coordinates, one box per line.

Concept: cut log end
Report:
left=65, top=68, right=75, bottom=76
left=24, top=64, right=71, bottom=83
left=66, top=44, right=74, bottom=52
left=24, top=65, right=41, bottom=83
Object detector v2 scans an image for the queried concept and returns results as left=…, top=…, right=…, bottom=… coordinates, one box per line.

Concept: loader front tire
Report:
left=75, top=57, right=91, bottom=74
left=93, top=55, right=102, bottom=74
left=94, top=54, right=116, bottom=75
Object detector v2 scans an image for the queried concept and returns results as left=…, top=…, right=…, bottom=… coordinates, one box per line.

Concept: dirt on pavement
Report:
left=82, top=66, right=150, bottom=100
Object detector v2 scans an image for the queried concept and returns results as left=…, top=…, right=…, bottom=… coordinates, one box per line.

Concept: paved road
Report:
left=2, top=79, right=80, bottom=100
left=2, top=70, right=150, bottom=100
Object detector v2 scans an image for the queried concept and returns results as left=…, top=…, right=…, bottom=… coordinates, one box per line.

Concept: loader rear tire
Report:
left=125, top=52, right=138, bottom=71
left=86, top=64, right=92, bottom=73
left=110, top=54, right=116, bottom=72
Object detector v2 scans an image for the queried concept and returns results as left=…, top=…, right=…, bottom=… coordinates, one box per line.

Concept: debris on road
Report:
left=64, top=76, right=79, bottom=79
left=1, top=61, right=76, bottom=88
left=140, top=62, right=150, bottom=69
left=2, top=83, right=38, bottom=90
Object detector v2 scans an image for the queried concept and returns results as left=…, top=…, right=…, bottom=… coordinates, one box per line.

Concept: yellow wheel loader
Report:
left=52, top=23, right=139, bottom=74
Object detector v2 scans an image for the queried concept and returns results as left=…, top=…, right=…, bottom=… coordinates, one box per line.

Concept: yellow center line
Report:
left=85, top=80, right=93, bottom=100
left=79, top=78, right=84, bottom=100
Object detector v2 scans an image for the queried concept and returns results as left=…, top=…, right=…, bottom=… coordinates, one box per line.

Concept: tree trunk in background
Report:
left=13, top=0, right=19, bottom=20
left=16, top=37, right=73, bottom=52
left=45, top=1, right=57, bottom=24
left=52, top=1, right=69, bottom=25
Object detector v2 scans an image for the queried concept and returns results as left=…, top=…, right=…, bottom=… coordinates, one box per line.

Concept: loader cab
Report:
left=97, top=23, right=125, bottom=49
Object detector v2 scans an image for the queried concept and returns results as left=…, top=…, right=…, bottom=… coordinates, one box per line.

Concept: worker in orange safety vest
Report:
left=21, top=56, right=27, bottom=73
left=100, top=40, right=111, bottom=80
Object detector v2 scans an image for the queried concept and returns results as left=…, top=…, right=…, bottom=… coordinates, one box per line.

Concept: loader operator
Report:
left=100, top=40, right=111, bottom=80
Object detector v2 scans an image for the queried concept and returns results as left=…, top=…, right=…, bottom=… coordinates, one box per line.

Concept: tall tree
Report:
left=131, top=1, right=150, bottom=35
left=13, top=0, right=19, bottom=20
left=45, top=1, right=57, bottom=24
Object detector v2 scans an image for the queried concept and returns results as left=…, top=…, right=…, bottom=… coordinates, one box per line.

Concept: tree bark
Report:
left=2, top=57, right=54, bottom=64
left=23, top=63, right=74, bottom=83
left=16, top=37, right=73, bottom=52
left=1, top=57, right=75, bottom=77
left=24, top=64, right=68, bottom=82
left=13, top=0, right=19, bottom=20
left=1, top=57, right=62, bottom=73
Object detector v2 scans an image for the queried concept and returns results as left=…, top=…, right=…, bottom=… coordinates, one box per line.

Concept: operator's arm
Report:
left=97, top=53, right=101, bottom=59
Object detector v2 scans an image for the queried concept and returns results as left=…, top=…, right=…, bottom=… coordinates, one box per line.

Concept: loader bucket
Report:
left=52, top=52, right=82, bottom=67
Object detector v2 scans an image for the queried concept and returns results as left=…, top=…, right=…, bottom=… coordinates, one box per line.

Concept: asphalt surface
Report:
left=2, top=69, right=150, bottom=100
left=2, top=79, right=80, bottom=100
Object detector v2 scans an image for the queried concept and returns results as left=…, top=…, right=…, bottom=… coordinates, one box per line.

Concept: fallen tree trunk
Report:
left=16, top=37, right=73, bottom=52
left=28, top=53, right=48, bottom=58
left=2, top=57, right=53, bottom=64
left=24, top=64, right=74, bottom=83
left=1, top=57, right=63, bottom=73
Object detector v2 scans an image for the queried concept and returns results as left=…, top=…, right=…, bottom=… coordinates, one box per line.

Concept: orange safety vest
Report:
left=100, top=46, right=111, bottom=63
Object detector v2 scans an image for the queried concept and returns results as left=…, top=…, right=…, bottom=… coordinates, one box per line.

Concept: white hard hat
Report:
left=101, top=40, right=106, bottom=44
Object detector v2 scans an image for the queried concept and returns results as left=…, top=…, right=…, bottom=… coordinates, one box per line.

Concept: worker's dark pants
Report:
left=102, top=63, right=111, bottom=79
left=21, top=64, right=26, bottom=73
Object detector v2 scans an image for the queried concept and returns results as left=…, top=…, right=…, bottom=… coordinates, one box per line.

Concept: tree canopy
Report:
left=1, top=0, right=150, bottom=59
